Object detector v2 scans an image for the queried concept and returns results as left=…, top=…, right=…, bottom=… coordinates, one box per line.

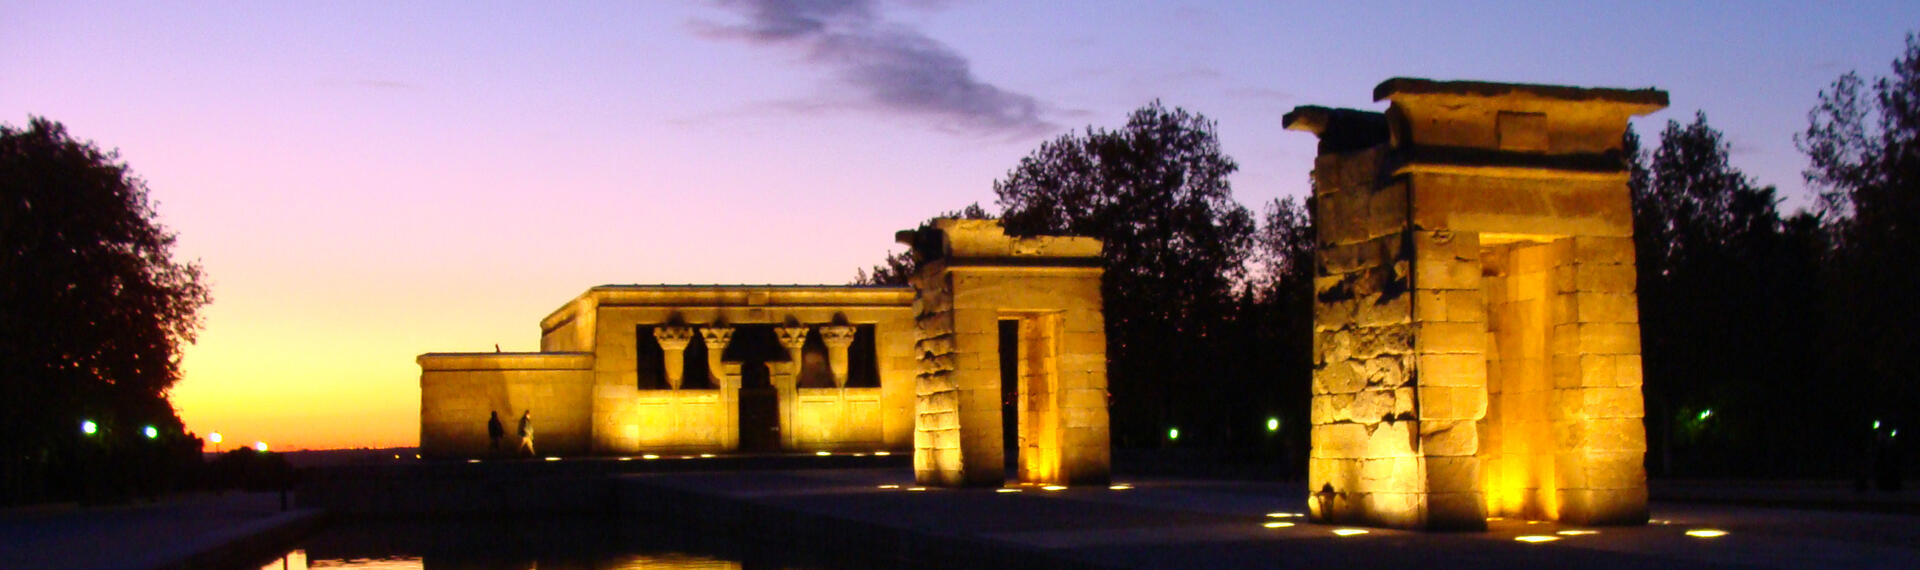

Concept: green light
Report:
left=1873, top=420, right=1882, bottom=430
left=142, top=426, right=158, bottom=439
left=81, top=420, right=97, bottom=435
left=1266, top=417, right=1280, bottom=432
left=1697, top=409, right=1712, bottom=421
left=1168, top=427, right=1180, bottom=441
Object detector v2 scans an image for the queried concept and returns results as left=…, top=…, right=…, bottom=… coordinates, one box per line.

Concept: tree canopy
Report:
left=1798, top=33, right=1920, bottom=446
left=1, top=117, right=210, bottom=504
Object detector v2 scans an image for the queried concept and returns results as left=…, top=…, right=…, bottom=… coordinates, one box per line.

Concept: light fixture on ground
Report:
left=1515, top=535, right=1560, bottom=543
left=1263, top=522, right=1295, bottom=529
left=1685, top=529, right=1728, bottom=538
left=1331, top=529, right=1369, bottom=537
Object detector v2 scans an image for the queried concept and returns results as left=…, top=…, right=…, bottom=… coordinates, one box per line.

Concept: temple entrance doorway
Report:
left=726, top=325, right=785, bottom=453
left=1000, top=320, right=1020, bottom=478
left=1001, top=313, right=1065, bottom=485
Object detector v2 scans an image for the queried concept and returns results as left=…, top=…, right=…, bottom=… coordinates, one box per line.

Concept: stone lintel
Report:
left=898, top=218, right=1102, bottom=267
left=1373, top=78, right=1669, bottom=110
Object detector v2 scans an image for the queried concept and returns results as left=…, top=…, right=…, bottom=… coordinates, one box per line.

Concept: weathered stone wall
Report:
left=1291, top=78, right=1663, bottom=530
left=419, top=353, right=594, bottom=457
left=1305, top=146, right=1436, bottom=528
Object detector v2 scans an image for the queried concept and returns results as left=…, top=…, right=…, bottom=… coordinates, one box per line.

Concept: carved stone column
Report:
left=819, top=325, right=857, bottom=388
left=701, top=325, right=738, bottom=450
left=654, top=326, right=695, bottom=389
left=774, top=326, right=809, bottom=450
left=700, top=326, right=735, bottom=389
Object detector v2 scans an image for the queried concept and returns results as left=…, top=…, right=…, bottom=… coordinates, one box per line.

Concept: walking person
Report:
left=516, top=410, right=536, bottom=457
left=487, top=411, right=505, bottom=453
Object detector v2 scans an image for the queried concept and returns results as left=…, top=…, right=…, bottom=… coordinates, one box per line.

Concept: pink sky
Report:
left=5, top=1, right=1915, bottom=450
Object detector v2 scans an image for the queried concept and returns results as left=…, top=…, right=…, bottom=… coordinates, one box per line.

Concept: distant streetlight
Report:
left=143, top=425, right=158, bottom=439
left=1168, top=427, right=1181, bottom=441
left=1697, top=409, right=1713, bottom=421
left=81, top=420, right=98, bottom=435
left=208, top=432, right=222, bottom=444
left=1266, top=417, right=1281, bottom=432
left=254, top=441, right=269, bottom=452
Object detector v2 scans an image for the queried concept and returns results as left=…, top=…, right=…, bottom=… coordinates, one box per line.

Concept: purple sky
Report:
left=5, top=1, right=1915, bottom=449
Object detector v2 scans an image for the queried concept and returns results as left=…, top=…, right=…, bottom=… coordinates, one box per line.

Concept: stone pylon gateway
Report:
left=1287, top=78, right=1667, bottom=530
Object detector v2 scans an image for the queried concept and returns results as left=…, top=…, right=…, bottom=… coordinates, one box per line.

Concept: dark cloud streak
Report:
left=706, top=0, right=1054, bottom=135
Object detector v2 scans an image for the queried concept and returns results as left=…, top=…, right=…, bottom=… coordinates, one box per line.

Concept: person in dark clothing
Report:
left=487, top=411, right=505, bottom=452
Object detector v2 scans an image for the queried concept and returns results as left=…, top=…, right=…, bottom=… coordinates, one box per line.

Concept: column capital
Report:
left=819, top=325, right=857, bottom=348
left=654, top=326, right=695, bottom=351
left=700, top=325, right=734, bottom=350
left=775, top=326, right=810, bottom=350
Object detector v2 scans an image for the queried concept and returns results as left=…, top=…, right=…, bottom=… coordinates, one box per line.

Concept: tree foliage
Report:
left=1630, top=115, right=1828, bottom=476
left=994, top=101, right=1256, bottom=446
left=1798, top=33, right=1920, bottom=447
left=1, top=117, right=211, bottom=504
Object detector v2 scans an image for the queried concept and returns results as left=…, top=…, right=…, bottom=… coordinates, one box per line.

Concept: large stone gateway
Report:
left=900, top=219, right=1112, bottom=487
left=1287, top=78, right=1666, bottom=530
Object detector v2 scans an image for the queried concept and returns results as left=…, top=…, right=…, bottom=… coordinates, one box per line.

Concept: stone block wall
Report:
left=792, top=388, right=885, bottom=451
left=419, top=353, right=593, bottom=457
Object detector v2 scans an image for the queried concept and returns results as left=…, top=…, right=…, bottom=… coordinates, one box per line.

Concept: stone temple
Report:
left=1287, top=78, right=1666, bottom=530
left=419, top=219, right=1112, bottom=487
left=418, top=76, right=1663, bottom=522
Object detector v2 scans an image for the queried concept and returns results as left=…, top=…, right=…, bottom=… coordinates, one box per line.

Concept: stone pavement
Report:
left=621, top=468, right=1920, bottom=569
left=0, top=492, right=322, bottom=570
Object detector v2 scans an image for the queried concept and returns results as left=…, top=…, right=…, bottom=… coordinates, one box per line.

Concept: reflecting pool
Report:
left=257, top=516, right=822, bottom=569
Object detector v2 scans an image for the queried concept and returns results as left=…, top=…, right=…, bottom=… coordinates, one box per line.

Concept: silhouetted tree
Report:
left=1799, top=35, right=1920, bottom=482
left=0, top=117, right=211, bottom=504
left=994, top=102, right=1256, bottom=447
left=853, top=202, right=990, bottom=285
left=1632, top=114, right=1828, bottom=477
left=1227, top=196, right=1316, bottom=467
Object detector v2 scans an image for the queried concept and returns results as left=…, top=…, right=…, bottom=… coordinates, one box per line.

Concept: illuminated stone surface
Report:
left=420, top=286, right=918, bottom=457
left=901, top=219, right=1111, bottom=487
left=1289, top=78, right=1664, bottom=530
left=420, top=222, right=1111, bottom=483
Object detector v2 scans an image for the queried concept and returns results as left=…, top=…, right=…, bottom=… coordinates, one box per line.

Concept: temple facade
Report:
left=1288, top=78, right=1665, bottom=530
left=419, top=219, right=1112, bottom=487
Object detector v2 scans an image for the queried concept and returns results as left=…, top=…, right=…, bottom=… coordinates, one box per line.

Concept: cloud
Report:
left=702, top=0, right=1056, bottom=136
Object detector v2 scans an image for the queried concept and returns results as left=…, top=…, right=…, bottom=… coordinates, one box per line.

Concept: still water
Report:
left=256, top=517, right=826, bottom=569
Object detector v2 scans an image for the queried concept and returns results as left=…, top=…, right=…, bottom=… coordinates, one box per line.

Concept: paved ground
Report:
left=628, top=469, right=1920, bottom=569
left=0, top=492, right=319, bottom=570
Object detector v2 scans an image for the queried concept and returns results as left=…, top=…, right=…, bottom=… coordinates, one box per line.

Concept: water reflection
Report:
left=257, top=517, right=806, bottom=569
